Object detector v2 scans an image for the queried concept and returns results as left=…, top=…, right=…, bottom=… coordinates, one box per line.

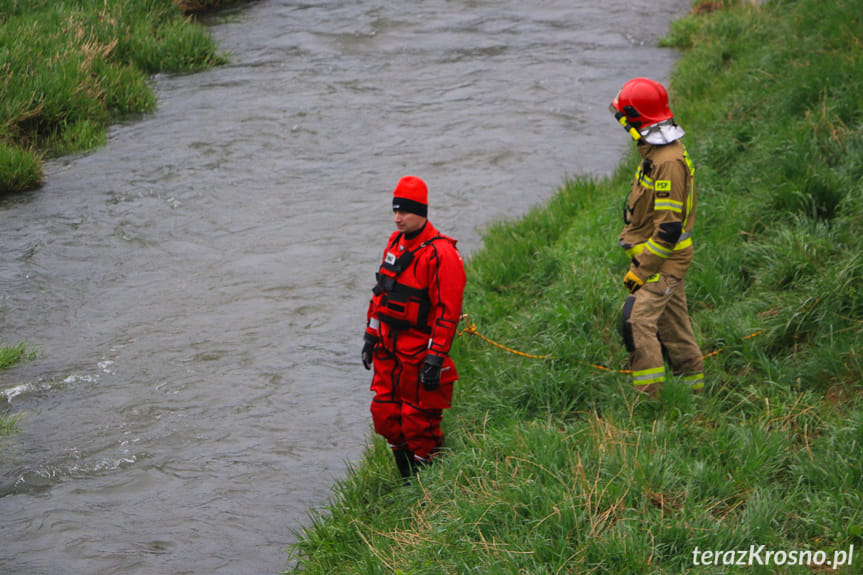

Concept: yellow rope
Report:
left=457, top=315, right=552, bottom=360
left=702, top=330, right=763, bottom=359
left=586, top=331, right=765, bottom=373
left=457, top=314, right=764, bottom=374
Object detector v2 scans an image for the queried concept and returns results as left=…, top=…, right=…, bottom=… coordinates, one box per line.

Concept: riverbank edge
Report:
left=0, top=0, right=247, bottom=194
left=0, top=0, right=253, bottom=428
left=0, top=344, right=36, bottom=434
left=287, top=0, right=862, bottom=572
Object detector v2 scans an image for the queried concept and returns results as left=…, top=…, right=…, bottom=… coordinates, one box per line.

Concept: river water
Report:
left=0, top=1, right=689, bottom=573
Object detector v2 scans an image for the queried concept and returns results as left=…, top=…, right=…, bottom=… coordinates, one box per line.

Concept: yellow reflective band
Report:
left=616, top=113, right=642, bottom=141
left=646, top=238, right=672, bottom=259
left=624, top=243, right=646, bottom=258
left=682, top=143, right=695, bottom=176
left=625, top=236, right=691, bottom=258
left=681, top=143, right=695, bottom=233
left=684, top=373, right=705, bottom=390
left=655, top=198, right=683, bottom=212
left=646, top=273, right=660, bottom=283
left=637, top=168, right=655, bottom=189
left=633, top=366, right=665, bottom=385
left=674, top=236, right=692, bottom=251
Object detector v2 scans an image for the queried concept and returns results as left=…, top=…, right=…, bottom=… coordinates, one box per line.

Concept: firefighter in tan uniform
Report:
left=610, top=77, right=704, bottom=395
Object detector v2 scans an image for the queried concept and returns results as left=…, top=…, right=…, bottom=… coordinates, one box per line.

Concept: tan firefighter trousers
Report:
left=620, top=274, right=704, bottom=392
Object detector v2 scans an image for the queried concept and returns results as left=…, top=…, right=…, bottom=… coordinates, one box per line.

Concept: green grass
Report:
left=288, top=0, right=863, bottom=573
left=0, top=343, right=34, bottom=371
left=0, top=0, right=231, bottom=193
left=0, top=342, right=35, bottom=435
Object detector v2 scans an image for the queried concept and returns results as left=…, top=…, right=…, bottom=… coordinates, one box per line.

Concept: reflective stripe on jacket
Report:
left=619, top=139, right=696, bottom=281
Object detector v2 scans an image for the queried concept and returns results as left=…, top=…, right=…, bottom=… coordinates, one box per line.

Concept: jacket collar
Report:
left=400, top=220, right=438, bottom=248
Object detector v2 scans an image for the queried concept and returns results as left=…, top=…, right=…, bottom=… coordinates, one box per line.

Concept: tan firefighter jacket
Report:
left=619, top=139, right=696, bottom=281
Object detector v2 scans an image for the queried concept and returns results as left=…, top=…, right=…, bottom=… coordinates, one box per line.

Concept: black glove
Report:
left=420, top=355, right=443, bottom=391
left=361, top=334, right=378, bottom=370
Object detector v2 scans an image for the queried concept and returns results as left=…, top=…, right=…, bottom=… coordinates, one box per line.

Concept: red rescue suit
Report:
left=366, top=221, right=466, bottom=461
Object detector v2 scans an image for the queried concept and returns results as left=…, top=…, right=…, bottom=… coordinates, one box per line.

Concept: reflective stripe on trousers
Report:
left=620, top=274, right=704, bottom=390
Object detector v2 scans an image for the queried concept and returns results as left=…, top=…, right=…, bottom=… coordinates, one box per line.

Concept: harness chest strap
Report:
left=374, top=235, right=448, bottom=330
left=374, top=234, right=441, bottom=293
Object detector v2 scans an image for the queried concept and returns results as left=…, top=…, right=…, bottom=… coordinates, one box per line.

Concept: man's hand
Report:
left=623, top=270, right=644, bottom=294
left=361, top=334, right=378, bottom=370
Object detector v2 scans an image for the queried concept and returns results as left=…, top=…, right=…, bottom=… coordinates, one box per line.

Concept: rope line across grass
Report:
left=457, top=315, right=552, bottom=360
left=457, top=314, right=763, bottom=373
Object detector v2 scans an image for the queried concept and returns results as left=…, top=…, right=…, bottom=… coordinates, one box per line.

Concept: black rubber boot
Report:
left=392, top=448, right=416, bottom=485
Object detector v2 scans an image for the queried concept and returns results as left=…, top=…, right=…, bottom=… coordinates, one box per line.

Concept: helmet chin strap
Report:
left=613, top=109, right=642, bottom=141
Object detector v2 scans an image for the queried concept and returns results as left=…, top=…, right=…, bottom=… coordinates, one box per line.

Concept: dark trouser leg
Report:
left=621, top=289, right=667, bottom=396
left=392, top=447, right=416, bottom=483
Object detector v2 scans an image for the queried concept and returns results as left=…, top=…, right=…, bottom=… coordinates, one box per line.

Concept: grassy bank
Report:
left=0, top=343, right=35, bottom=435
left=289, top=0, right=862, bottom=573
left=0, top=0, right=238, bottom=194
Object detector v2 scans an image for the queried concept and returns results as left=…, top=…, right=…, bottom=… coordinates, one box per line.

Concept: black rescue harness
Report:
left=373, top=233, right=445, bottom=331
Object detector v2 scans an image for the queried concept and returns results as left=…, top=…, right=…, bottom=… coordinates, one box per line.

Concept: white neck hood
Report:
left=639, top=119, right=686, bottom=145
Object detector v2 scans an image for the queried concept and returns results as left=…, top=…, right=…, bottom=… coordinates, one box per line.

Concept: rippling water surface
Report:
left=0, top=1, right=688, bottom=572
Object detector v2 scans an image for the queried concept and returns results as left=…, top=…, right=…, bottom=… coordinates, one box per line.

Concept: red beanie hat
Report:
left=392, top=176, right=428, bottom=218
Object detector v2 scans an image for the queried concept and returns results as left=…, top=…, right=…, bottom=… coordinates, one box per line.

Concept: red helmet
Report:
left=611, top=77, right=673, bottom=130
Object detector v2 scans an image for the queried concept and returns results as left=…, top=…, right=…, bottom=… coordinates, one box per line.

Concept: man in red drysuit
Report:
left=361, top=175, right=466, bottom=481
